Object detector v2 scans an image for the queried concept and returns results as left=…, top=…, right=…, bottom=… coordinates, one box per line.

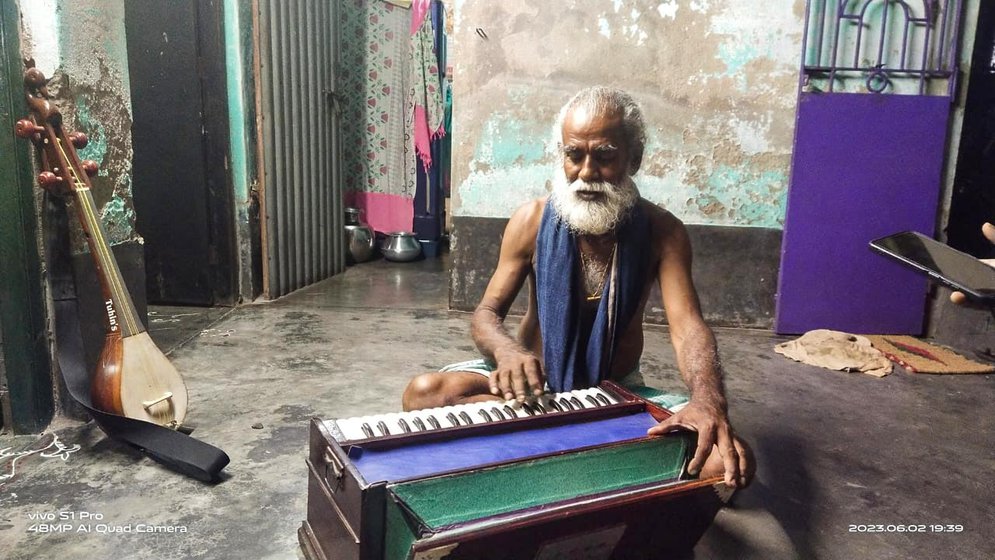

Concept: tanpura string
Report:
left=56, top=137, right=168, bottom=422
left=55, top=138, right=140, bottom=336
left=78, top=188, right=139, bottom=335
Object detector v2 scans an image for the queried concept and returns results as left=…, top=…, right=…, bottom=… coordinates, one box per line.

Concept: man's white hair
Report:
left=554, top=86, right=647, bottom=175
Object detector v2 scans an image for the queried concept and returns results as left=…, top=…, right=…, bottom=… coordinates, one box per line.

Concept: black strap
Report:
left=45, top=195, right=229, bottom=483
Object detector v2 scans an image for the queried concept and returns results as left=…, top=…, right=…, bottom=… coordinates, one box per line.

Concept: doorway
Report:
left=125, top=0, right=237, bottom=306
left=947, top=1, right=995, bottom=257
left=775, top=0, right=965, bottom=335
left=254, top=0, right=346, bottom=298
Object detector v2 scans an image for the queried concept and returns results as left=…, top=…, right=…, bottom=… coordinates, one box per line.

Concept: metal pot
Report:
left=345, top=206, right=363, bottom=226
left=380, top=231, right=422, bottom=262
left=344, top=207, right=375, bottom=263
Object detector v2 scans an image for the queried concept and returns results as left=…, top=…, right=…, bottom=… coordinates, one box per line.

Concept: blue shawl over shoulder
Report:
left=535, top=199, right=651, bottom=392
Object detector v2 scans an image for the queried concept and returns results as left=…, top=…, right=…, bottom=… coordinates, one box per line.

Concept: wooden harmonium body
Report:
left=299, top=381, right=729, bottom=560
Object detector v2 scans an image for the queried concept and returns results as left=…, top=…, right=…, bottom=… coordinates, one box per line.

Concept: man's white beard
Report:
left=550, top=171, right=640, bottom=235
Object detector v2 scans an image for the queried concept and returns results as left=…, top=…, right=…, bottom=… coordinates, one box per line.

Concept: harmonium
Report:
left=299, top=381, right=732, bottom=560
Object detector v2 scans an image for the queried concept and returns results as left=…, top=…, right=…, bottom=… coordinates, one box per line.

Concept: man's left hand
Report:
left=647, top=399, right=751, bottom=488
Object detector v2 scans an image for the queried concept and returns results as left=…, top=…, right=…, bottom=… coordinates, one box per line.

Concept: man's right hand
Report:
left=950, top=222, right=995, bottom=308
left=490, top=347, right=545, bottom=402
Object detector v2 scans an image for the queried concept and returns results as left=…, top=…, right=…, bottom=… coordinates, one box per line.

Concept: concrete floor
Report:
left=1, top=255, right=993, bottom=559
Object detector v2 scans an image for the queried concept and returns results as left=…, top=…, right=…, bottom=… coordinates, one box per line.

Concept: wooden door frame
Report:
left=0, top=0, right=54, bottom=433
left=197, top=0, right=238, bottom=305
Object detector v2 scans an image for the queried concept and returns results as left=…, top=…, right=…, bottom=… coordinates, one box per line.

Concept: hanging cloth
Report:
left=410, top=0, right=445, bottom=171
left=409, top=0, right=430, bottom=33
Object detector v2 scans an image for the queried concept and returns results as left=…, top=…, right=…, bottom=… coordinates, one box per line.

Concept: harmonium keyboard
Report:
left=299, top=381, right=731, bottom=560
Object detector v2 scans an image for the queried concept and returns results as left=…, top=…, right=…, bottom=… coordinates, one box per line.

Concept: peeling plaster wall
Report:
left=452, top=0, right=804, bottom=228
left=19, top=0, right=137, bottom=251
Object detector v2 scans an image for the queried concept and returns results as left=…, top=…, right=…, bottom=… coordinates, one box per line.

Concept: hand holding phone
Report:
left=869, top=227, right=995, bottom=308
left=950, top=222, right=995, bottom=308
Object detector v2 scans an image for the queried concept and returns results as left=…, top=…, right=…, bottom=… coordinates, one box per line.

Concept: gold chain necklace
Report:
left=580, top=245, right=615, bottom=301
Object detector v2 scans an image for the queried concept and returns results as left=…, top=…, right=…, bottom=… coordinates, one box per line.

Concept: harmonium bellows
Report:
left=299, top=381, right=730, bottom=560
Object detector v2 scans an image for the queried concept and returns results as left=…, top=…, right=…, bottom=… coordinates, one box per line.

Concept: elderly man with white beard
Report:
left=402, top=86, right=754, bottom=489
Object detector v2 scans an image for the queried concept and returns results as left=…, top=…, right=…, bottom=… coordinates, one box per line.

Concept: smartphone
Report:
left=869, top=231, right=995, bottom=305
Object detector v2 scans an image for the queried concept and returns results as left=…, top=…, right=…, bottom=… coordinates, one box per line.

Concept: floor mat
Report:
left=864, top=335, right=995, bottom=374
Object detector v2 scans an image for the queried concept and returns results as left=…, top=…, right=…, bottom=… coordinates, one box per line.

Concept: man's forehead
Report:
left=562, top=106, right=625, bottom=143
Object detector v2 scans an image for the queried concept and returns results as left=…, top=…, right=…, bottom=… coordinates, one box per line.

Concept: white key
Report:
left=417, top=410, right=444, bottom=430
left=434, top=405, right=460, bottom=428
left=378, top=413, right=404, bottom=436
left=452, top=404, right=477, bottom=426
left=336, top=417, right=374, bottom=440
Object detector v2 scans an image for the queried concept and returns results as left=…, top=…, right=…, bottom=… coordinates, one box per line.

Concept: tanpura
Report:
left=16, top=61, right=187, bottom=428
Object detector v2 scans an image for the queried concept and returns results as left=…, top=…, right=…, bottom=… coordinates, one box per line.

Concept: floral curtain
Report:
left=340, top=0, right=415, bottom=199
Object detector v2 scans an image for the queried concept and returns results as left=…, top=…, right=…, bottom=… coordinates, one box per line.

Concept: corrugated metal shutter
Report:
left=256, top=0, right=345, bottom=298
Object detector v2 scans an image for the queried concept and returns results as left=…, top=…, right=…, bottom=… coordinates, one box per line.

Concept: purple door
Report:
left=775, top=0, right=964, bottom=334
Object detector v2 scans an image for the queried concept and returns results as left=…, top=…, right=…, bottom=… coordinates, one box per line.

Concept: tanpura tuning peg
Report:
left=24, top=67, right=47, bottom=90
left=81, top=160, right=99, bottom=177
left=69, top=131, right=88, bottom=149
left=37, top=171, right=63, bottom=190
left=14, top=119, right=43, bottom=139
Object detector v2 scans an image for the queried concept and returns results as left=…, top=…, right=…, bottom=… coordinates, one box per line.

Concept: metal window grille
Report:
left=801, top=0, right=964, bottom=95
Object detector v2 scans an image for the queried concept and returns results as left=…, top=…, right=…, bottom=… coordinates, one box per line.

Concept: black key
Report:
left=534, top=401, right=548, bottom=414
left=596, top=393, right=612, bottom=406
left=361, top=423, right=375, bottom=438
left=459, top=411, right=474, bottom=425
left=586, top=395, right=601, bottom=407
left=413, top=417, right=427, bottom=431
left=490, top=407, right=506, bottom=420
left=521, top=402, right=536, bottom=416
left=398, top=418, right=412, bottom=433
left=377, top=421, right=390, bottom=436
left=547, top=399, right=563, bottom=412
left=570, top=396, right=584, bottom=409
left=478, top=409, right=493, bottom=422
left=503, top=405, right=518, bottom=418
left=446, top=412, right=461, bottom=427
left=427, top=415, right=442, bottom=429
left=558, top=398, right=574, bottom=411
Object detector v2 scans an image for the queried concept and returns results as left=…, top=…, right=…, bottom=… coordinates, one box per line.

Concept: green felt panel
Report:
left=384, top=494, right=418, bottom=560
left=390, top=436, right=688, bottom=530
